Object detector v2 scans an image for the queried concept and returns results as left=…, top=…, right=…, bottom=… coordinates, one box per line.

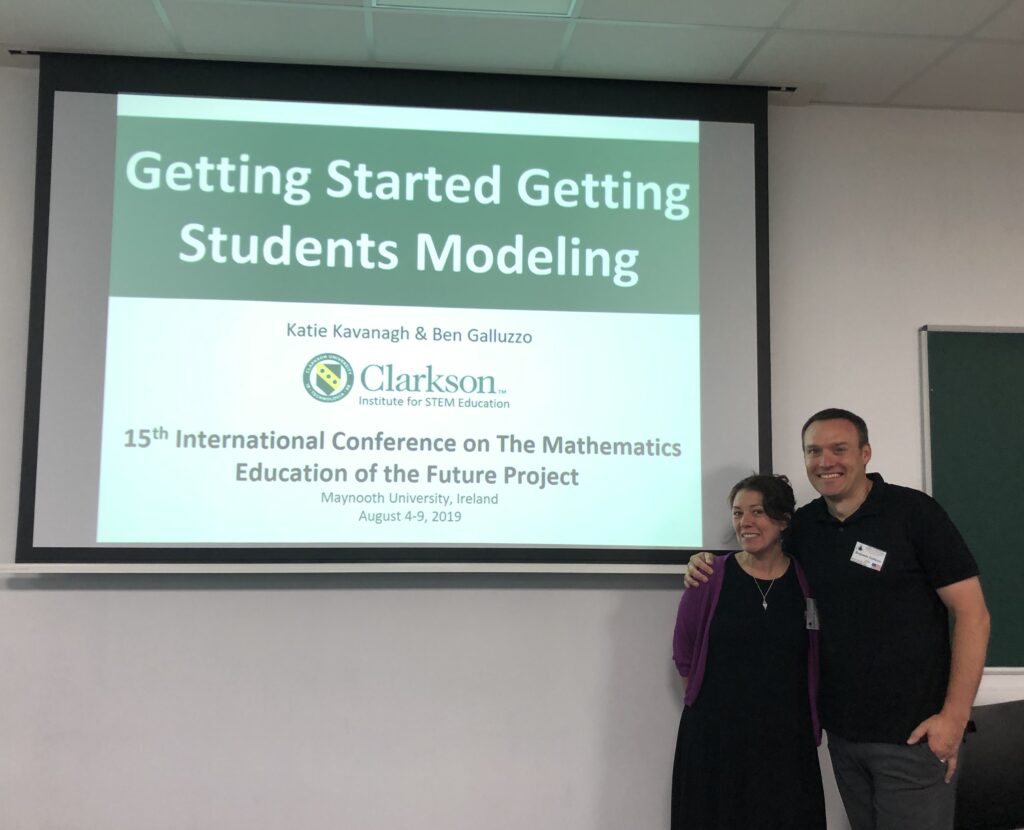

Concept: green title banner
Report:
left=109, top=98, right=700, bottom=315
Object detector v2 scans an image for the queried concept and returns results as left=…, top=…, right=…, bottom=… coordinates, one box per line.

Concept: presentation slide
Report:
left=23, top=59, right=765, bottom=565
left=95, top=96, right=701, bottom=547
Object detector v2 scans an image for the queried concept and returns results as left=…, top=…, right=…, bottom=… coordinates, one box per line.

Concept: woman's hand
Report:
left=683, top=552, right=716, bottom=588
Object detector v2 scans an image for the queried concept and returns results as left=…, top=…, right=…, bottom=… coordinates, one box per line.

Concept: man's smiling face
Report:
left=802, top=418, right=871, bottom=503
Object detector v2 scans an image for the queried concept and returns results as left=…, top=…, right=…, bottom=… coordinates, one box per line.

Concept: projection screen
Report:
left=17, top=54, right=770, bottom=568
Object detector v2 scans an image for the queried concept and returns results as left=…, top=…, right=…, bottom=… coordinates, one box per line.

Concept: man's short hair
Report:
left=801, top=408, right=870, bottom=448
left=728, top=474, right=796, bottom=522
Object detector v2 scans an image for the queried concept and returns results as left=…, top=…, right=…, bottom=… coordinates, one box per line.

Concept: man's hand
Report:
left=683, top=552, right=716, bottom=588
left=908, top=576, right=989, bottom=784
left=906, top=711, right=967, bottom=783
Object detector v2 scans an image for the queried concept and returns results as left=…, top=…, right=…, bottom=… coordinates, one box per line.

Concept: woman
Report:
left=671, top=474, right=825, bottom=829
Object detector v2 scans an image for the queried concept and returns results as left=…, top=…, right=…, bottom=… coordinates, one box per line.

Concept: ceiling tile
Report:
left=162, top=0, right=370, bottom=62
left=0, top=0, right=176, bottom=54
left=782, top=0, right=1008, bottom=37
left=975, top=0, right=1024, bottom=40
left=579, top=0, right=792, bottom=28
left=561, top=21, right=765, bottom=81
left=373, top=11, right=567, bottom=71
left=739, top=31, right=953, bottom=104
left=892, top=41, right=1024, bottom=111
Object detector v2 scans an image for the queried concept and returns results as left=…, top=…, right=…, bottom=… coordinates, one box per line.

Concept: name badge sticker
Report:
left=805, top=598, right=820, bottom=630
left=850, top=541, right=887, bottom=571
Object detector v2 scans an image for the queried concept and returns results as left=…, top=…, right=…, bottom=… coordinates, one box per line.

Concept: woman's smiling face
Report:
left=731, top=489, right=788, bottom=556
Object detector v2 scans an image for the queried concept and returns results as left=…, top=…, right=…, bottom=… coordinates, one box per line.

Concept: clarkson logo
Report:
left=303, top=353, right=354, bottom=403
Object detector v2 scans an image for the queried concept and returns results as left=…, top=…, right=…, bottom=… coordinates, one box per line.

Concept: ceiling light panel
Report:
left=579, top=0, right=792, bottom=28
left=373, top=0, right=573, bottom=17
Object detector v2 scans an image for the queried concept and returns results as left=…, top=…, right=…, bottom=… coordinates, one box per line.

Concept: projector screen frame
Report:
left=17, top=52, right=771, bottom=568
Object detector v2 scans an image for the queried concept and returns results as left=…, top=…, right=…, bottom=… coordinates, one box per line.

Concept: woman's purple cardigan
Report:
left=672, top=553, right=822, bottom=745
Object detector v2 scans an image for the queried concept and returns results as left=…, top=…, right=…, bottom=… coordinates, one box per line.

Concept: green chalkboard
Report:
left=924, top=327, right=1024, bottom=667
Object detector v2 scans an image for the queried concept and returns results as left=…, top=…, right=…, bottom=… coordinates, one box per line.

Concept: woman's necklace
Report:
left=751, top=574, right=776, bottom=611
left=741, top=552, right=781, bottom=611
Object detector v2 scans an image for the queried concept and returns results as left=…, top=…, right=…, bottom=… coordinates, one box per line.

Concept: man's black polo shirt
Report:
left=787, top=473, right=979, bottom=743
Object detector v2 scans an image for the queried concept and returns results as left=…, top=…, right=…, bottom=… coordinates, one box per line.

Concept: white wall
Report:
left=2, top=65, right=1023, bottom=828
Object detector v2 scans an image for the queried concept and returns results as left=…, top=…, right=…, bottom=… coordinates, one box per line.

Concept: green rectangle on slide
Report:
left=108, top=104, right=699, bottom=315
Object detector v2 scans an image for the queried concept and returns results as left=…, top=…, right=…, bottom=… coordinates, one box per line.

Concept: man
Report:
left=686, top=408, right=990, bottom=830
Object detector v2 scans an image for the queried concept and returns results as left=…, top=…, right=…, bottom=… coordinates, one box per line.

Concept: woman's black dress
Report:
left=671, top=556, right=826, bottom=829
